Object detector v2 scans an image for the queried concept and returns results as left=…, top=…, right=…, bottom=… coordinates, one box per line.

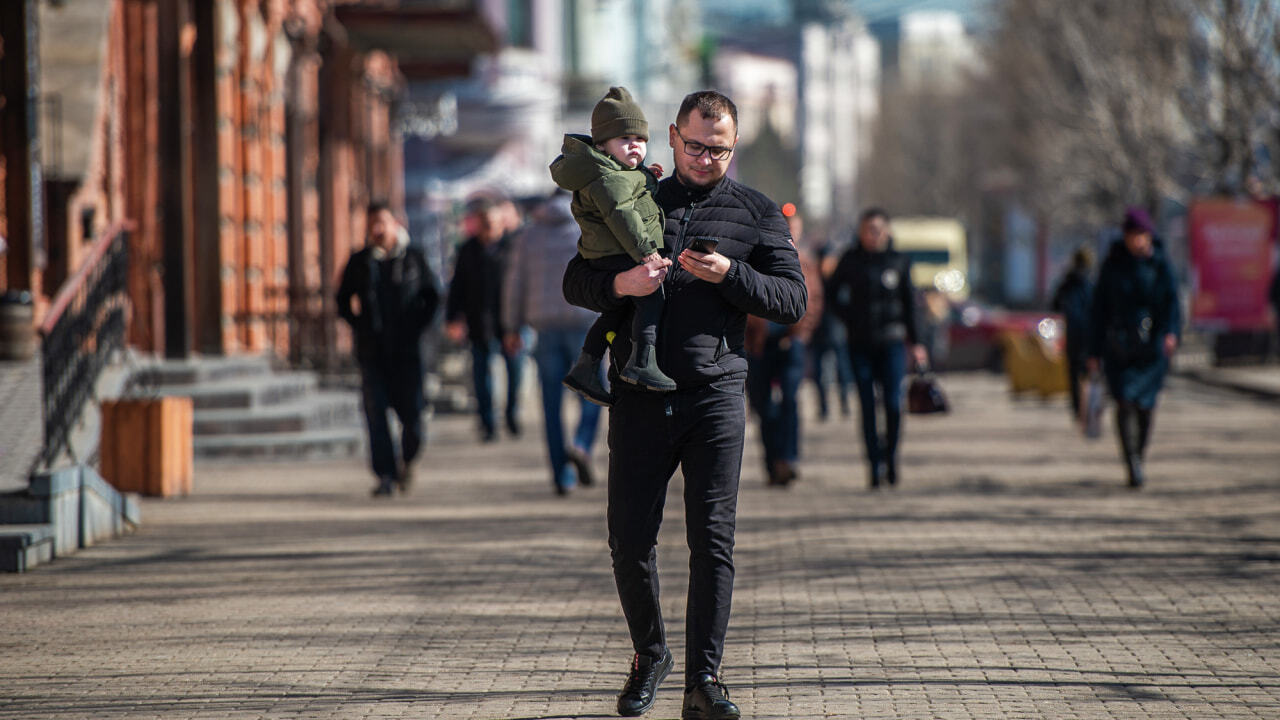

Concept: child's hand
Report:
left=640, top=252, right=662, bottom=265
left=648, top=163, right=664, bottom=178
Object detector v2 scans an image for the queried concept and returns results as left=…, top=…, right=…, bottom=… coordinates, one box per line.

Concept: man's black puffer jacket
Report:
left=828, top=244, right=919, bottom=348
left=563, top=175, right=807, bottom=389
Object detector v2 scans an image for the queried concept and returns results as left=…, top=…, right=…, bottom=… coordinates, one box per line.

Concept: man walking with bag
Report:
left=828, top=208, right=929, bottom=489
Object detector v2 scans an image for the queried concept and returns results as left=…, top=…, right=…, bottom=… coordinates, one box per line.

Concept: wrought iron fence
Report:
left=37, top=225, right=130, bottom=469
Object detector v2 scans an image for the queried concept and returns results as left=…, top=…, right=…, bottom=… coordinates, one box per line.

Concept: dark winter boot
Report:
left=1136, top=407, right=1154, bottom=457
left=562, top=352, right=613, bottom=407
left=621, top=342, right=677, bottom=391
left=868, top=462, right=883, bottom=490
left=1116, top=403, right=1145, bottom=488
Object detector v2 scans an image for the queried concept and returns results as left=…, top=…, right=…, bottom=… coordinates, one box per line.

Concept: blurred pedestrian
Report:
left=809, top=238, right=853, bottom=420
left=550, top=86, right=675, bottom=401
left=563, top=90, right=806, bottom=720
left=746, top=212, right=823, bottom=486
left=829, top=207, right=929, bottom=489
left=502, top=190, right=604, bottom=496
left=1087, top=207, right=1181, bottom=489
left=1052, top=246, right=1095, bottom=419
left=446, top=193, right=527, bottom=442
left=336, top=202, right=440, bottom=497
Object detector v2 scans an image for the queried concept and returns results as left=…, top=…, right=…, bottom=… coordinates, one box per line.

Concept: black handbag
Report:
left=907, top=369, right=950, bottom=414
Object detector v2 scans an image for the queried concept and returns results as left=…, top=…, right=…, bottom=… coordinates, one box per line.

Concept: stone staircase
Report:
left=0, top=464, right=141, bottom=572
left=134, top=356, right=365, bottom=461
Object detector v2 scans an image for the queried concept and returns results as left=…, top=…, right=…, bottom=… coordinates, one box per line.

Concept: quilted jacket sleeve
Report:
left=716, top=200, right=807, bottom=325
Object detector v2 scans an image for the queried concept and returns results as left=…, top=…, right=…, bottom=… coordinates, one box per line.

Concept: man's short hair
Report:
left=860, top=207, right=890, bottom=224
left=465, top=190, right=507, bottom=215
left=367, top=200, right=393, bottom=218
left=676, top=91, right=738, bottom=130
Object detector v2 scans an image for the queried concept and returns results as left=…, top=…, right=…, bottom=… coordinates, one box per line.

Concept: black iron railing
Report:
left=37, top=224, right=130, bottom=469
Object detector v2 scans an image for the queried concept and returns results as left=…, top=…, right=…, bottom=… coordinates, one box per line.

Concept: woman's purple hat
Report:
left=1122, top=206, right=1155, bottom=234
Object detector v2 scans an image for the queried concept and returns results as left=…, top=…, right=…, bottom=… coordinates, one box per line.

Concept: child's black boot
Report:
left=621, top=343, right=677, bottom=392
left=563, top=352, right=614, bottom=406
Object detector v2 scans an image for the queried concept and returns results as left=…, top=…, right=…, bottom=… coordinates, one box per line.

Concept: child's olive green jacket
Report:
left=549, top=133, right=664, bottom=263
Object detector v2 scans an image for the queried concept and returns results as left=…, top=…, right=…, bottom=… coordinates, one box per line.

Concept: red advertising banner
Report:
left=1189, top=197, right=1278, bottom=331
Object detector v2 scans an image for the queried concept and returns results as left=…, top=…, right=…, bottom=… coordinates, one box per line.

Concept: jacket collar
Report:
left=664, top=173, right=730, bottom=206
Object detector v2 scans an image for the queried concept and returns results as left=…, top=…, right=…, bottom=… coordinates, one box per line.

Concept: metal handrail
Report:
left=36, top=223, right=131, bottom=469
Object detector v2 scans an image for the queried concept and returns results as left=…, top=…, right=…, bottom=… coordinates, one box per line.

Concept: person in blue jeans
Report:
left=829, top=208, right=928, bottom=489
left=446, top=194, right=527, bottom=442
left=502, top=191, right=603, bottom=494
left=747, top=321, right=807, bottom=486
left=810, top=241, right=854, bottom=421
left=746, top=215, right=823, bottom=487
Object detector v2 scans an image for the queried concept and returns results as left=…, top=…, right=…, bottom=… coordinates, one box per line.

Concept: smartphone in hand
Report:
left=688, top=237, right=720, bottom=254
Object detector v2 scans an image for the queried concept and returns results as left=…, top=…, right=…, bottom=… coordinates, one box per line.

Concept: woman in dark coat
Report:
left=1088, top=207, right=1180, bottom=488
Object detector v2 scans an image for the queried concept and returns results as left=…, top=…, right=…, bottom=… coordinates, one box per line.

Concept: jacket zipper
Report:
left=671, top=201, right=700, bottom=280
left=657, top=201, right=699, bottom=370
left=675, top=202, right=697, bottom=252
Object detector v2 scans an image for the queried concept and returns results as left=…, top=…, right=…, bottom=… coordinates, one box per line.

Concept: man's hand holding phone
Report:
left=680, top=238, right=730, bottom=284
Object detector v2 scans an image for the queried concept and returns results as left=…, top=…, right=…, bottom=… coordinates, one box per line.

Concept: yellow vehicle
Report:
left=890, top=217, right=969, bottom=300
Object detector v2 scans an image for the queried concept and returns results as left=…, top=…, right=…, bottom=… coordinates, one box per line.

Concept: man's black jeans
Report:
left=360, top=354, right=425, bottom=482
left=606, top=377, right=746, bottom=683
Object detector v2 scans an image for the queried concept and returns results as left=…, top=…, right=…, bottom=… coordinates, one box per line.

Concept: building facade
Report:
left=2, top=0, right=488, bottom=367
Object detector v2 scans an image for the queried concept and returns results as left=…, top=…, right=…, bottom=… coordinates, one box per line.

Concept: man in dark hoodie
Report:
left=1088, top=207, right=1180, bottom=488
left=563, top=91, right=806, bottom=720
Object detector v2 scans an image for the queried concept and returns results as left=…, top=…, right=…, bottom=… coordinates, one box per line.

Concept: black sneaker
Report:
left=682, top=673, right=739, bottom=720
left=617, top=649, right=672, bottom=717
left=868, top=463, right=883, bottom=490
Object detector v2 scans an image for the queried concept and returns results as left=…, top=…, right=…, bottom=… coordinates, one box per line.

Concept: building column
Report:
left=158, top=0, right=192, bottom=358
left=1, top=0, right=44, bottom=296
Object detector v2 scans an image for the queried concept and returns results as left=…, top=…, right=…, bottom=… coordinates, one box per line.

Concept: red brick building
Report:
left=2, top=0, right=492, bottom=366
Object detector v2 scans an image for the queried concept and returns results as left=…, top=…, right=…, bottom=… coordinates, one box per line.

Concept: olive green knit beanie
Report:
left=591, top=86, right=648, bottom=145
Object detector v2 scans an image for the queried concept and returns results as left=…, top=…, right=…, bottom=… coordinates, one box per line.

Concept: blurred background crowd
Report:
left=1, top=0, right=1278, bottom=492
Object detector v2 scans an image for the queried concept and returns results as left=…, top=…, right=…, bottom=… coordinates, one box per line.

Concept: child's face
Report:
left=599, top=134, right=647, bottom=169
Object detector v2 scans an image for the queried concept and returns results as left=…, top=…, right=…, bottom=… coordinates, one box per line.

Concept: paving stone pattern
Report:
left=1, top=373, right=1278, bottom=719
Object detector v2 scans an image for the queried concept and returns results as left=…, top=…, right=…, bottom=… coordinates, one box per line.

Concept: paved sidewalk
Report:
left=2, top=373, right=1278, bottom=719
left=1179, top=362, right=1280, bottom=400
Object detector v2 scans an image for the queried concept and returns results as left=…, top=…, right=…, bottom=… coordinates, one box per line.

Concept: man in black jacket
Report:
left=564, top=91, right=807, bottom=720
left=337, top=202, right=440, bottom=497
left=829, top=208, right=928, bottom=489
left=445, top=194, right=526, bottom=442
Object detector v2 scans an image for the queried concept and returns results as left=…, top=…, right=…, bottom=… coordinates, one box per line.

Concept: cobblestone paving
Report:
left=1, top=373, right=1277, bottom=719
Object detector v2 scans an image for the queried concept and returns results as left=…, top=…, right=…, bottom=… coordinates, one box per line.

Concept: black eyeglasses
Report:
left=674, top=127, right=735, bottom=161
